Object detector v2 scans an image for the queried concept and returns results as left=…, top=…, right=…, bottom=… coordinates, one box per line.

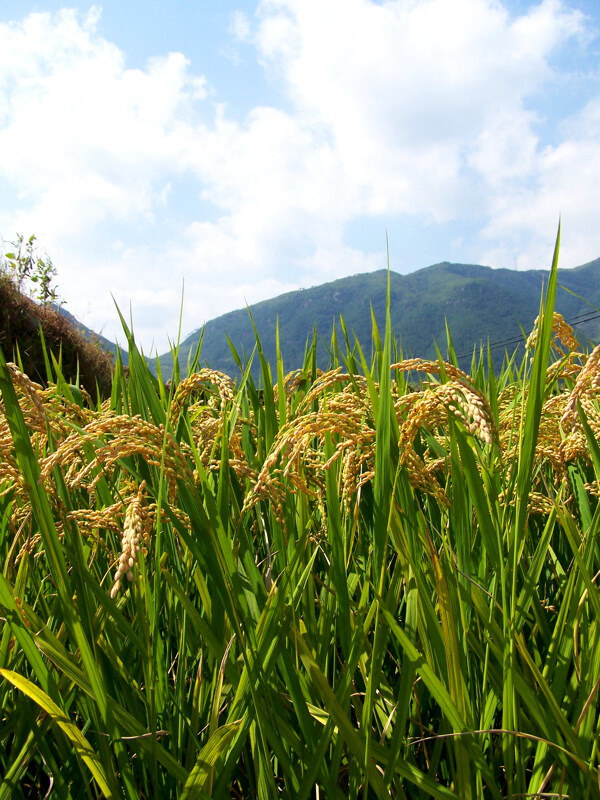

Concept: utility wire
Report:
left=453, top=307, right=600, bottom=361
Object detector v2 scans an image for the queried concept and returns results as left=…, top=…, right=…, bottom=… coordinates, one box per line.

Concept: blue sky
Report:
left=0, top=0, right=599, bottom=352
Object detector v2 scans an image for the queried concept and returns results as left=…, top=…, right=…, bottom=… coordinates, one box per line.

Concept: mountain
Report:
left=157, top=257, right=600, bottom=378
left=57, top=306, right=128, bottom=365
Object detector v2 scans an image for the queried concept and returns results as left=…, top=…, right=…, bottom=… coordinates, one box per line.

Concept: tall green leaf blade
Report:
left=0, top=669, right=114, bottom=798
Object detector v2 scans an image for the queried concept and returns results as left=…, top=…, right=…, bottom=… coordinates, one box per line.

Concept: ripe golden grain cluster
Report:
left=110, top=480, right=149, bottom=598
left=1, top=311, right=599, bottom=587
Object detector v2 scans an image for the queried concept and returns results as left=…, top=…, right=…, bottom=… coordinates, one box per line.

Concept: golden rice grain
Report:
left=169, top=369, right=235, bottom=428
left=110, top=481, right=148, bottom=599
left=526, top=312, right=578, bottom=355
left=561, top=343, right=600, bottom=425
left=1, top=309, right=599, bottom=575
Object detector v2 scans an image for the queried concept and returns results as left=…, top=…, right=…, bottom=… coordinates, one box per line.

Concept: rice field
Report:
left=1, top=232, right=600, bottom=798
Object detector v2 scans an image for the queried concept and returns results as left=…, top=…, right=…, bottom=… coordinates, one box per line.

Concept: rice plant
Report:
left=1, top=228, right=599, bottom=798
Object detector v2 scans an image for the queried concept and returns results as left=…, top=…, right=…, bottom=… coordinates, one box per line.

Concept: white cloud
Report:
left=230, top=11, right=252, bottom=42
left=0, top=2, right=598, bottom=354
left=253, top=0, right=586, bottom=220
left=480, top=118, right=600, bottom=269
left=0, top=9, right=206, bottom=237
left=251, top=0, right=600, bottom=271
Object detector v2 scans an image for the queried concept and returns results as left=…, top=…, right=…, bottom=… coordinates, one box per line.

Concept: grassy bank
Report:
left=1, top=231, right=600, bottom=798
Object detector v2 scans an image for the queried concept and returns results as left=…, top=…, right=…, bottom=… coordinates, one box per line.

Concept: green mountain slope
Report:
left=157, top=257, right=600, bottom=378
left=58, top=306, right=129, bottom=364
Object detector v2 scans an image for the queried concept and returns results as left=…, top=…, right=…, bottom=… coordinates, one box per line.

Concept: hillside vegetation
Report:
left=160, top=257, right=600, bottom=378
left=1, top=231, right=600, bottom=797
left=0, top=274, right=114, bottom=398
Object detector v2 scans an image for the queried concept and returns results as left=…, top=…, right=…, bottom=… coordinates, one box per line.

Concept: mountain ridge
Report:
left=156, top=256, right=600, bottom=377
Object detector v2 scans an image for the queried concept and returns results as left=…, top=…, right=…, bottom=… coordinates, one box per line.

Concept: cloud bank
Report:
left=0, top=1, right=597, bottom=351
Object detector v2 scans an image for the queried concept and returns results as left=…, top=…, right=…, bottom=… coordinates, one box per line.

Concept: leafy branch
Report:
left=1, top=233, right=61, bottom=306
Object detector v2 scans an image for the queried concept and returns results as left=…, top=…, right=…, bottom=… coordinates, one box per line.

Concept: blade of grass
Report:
left=0, top=669, right=114, bottom=798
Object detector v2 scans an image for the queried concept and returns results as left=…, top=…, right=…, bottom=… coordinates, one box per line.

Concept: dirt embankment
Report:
left=0, top=276, right=114, bottom=398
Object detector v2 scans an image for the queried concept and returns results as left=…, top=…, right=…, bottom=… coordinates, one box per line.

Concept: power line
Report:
left=454, top=307, right=600, bottom=361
